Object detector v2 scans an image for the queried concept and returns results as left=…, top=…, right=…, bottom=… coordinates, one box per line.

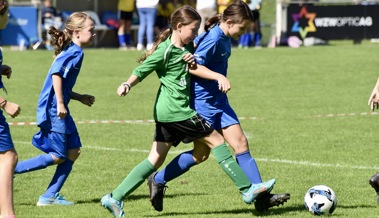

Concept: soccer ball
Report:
left=304, top=185, right=337, bottom=216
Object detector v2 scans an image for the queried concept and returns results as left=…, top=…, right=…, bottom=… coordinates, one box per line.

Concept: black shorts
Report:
left=154, top=114, right=214, bottom=147
left=118, top=11, right=133, bottom=20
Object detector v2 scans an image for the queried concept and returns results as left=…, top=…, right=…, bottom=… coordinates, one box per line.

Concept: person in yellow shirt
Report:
left=217, top=0, right=232, bottom=13
left=118, top=0, right=135, bottom=49
left=155, top=0, right=175, bottom=34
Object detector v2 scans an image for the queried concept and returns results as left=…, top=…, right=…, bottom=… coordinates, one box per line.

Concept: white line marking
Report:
left=85, top=146, right=378, bottom=170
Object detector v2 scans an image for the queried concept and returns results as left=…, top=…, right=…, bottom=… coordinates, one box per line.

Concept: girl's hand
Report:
left=2, top=101, right=21, bottom=118
left=1, top=65, right=12, bottom=79
left=368, top=78, right=379, bottom=111
left=117, top=83, right=131, bottom=97
left=57, top=102, right=67, bottom=119
left=216, top=74, right=231, bottom=93
left=80, top=94, right=95, bottom=107
left=182, top=53, right=196, bottom=66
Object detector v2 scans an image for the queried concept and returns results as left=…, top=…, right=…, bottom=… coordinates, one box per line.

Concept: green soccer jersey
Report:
left=132, top=37, right=197, bottom=122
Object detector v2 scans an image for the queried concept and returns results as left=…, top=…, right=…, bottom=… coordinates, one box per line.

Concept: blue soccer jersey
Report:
left=0, top=49, right=14, bottom=151
left=36, top=42, right=83, bottom=134
left=191, top=25, right=239, bottom=129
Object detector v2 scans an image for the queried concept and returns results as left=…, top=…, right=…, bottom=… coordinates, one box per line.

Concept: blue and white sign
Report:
left=0, top=6, right=38, bottom=47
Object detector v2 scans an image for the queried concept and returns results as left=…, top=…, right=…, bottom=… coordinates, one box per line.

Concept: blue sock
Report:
left=124, top=34, right=131, bottom=45
left=14, top=154, right=54, bottom=174
left=43, top=159, right=74, bottom=198
left=254, top=32, right=261, bottom=46
left=236, top=151, right=262, bottom=184
left=154, top=150, right=196, bottom=184
left=118, top=34, right=126, bottom=47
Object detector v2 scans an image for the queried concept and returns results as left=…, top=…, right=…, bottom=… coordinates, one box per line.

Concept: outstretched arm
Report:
left=189, top=63, right=231, bottom=93
left=368, top=77, right=379, bottom=111
left=71, top=92, right=95, bottom=107
left=117, top=74, right=139, bottom=97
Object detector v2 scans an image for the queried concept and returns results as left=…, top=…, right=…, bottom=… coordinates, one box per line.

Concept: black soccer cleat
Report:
left=254, top=193, right=291, bottom=212
left=147, top=172, right=168, bottom=212
left=369, top=172, right=379, bottom=204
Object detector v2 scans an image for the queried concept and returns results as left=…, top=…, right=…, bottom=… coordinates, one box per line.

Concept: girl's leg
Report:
left=41, top=148, right=80, bottom=199
left=222, top=124, right=262, bottom=184
left=111, top=141, right=171, bottom=201
left=145, top=8, right=157, bottom=48
left=14, top=154, right=54, bottom=174
left=137, top=8, right=147, bottom=49
left=154, top=144, right=210, bottom=185
left=118, top=19, right=127, bottom=47
left=0, top=149, right=18, bottom=217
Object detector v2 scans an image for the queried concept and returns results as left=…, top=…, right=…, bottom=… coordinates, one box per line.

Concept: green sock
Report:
left=112, top=159, right=156, bottom=200
left=212, top=144, right=251, bottom=193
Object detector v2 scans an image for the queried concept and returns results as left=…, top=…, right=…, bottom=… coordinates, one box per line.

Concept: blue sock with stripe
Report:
left=154, top=150, right=196, bottom=184
left=14, top=154, right=54, bottom=174
left=43, top=159, right=74, bottom=198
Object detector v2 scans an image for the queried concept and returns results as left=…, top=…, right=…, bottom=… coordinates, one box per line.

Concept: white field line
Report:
left=7, top=112, right=379, bottom=127
left=13, top=141, right=378, bottom=170
left=85, top=146, right=378, bottom=170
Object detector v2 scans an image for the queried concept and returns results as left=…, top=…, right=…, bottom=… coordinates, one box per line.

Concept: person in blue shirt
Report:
left=149, top=0, right=290, bottom=212
left=13, top=12, right=95, bottom=206
left=0, top=1, right=21, bottom=217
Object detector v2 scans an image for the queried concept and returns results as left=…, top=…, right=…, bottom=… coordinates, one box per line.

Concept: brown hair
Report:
left=138, top=5, right=200, bottom=63
left=204, top=0, right=253, bottom=32
left=48, top=12, right=93, bottom=57
left=0, top=0, right=8, bottom=16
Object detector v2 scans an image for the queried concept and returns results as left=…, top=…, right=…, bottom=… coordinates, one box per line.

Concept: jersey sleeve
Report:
left=49, top=51, right=82, bottom=78
left=194, top=35, right=218, bottom=66
left=132, top=46, right=165, bottom=82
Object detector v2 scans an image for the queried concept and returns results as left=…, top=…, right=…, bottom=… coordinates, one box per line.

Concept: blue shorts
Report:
left=0, top=112, right=14, bottom=152
left=32, top=129, right=82, bottom=159
left=195, top=100, right=239, bottom=130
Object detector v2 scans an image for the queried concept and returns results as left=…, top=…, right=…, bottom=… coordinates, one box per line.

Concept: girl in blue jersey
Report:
left=13, top=12, right=95, bottom=206
left=0, top=1, right=21, bottom=217
left=101, top=5, right=275, bottom=217
left=150, top=0, right=290, bottom=212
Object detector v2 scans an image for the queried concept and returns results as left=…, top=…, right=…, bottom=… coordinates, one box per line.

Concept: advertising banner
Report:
left=287, top=4, right=379, bottom=40
left=0, top=6, right=38, bottom=47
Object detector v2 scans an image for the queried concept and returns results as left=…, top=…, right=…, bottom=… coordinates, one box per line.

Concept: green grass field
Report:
left=3, top=41, right=379, bottom=217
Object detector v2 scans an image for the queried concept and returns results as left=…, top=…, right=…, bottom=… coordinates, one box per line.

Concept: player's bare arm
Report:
left=368, top=77, right=379, bottom=111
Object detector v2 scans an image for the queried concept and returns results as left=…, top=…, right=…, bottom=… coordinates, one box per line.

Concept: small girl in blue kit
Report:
left=0, top=1, right=21, bottom=217
left=14, top=12, right=95, bottom=206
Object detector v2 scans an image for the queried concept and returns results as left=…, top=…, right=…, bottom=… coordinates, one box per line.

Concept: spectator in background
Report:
left=136, top=0, right=159, bottom=51
left=249, top=0, right=262, bottom=48
left=237, top=0, right=263, bottom=49
left=196, top=0, right=217, bottom=35
left=117, top=0, right=135, bottom=50
left=155, top=0, right=175, bottom=35
left=217, top=0, right=232, bottom=13
left=41, top=0, right=63, bottom=50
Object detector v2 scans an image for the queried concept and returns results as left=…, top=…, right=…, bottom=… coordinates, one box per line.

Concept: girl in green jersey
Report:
left=101, top=5, right=274, bottom=217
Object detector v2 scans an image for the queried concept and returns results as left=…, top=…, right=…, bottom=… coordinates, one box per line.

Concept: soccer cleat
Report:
left=148, top=172, right=168, bottom=212
left=36, top=192, right=74, bottom=206
left=369, top=172, right=379, bottom=204
left=101, top=193, right=125, bottom=217
left=254, top=193, right=291, bottom=212
left=242, top=178, right=276, bottom=204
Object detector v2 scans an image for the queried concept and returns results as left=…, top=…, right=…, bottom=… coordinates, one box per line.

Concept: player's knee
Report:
left=67, top=148, right=81, bottom=162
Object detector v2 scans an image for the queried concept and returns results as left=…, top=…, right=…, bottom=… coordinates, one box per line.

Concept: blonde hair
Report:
left=137, top=5, right=200, bottom=63
left=48, top=12, right=93, bottom=57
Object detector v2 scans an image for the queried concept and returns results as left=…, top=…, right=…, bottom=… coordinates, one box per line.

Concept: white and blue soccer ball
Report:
left=304, top=185, right=337, bottom=216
